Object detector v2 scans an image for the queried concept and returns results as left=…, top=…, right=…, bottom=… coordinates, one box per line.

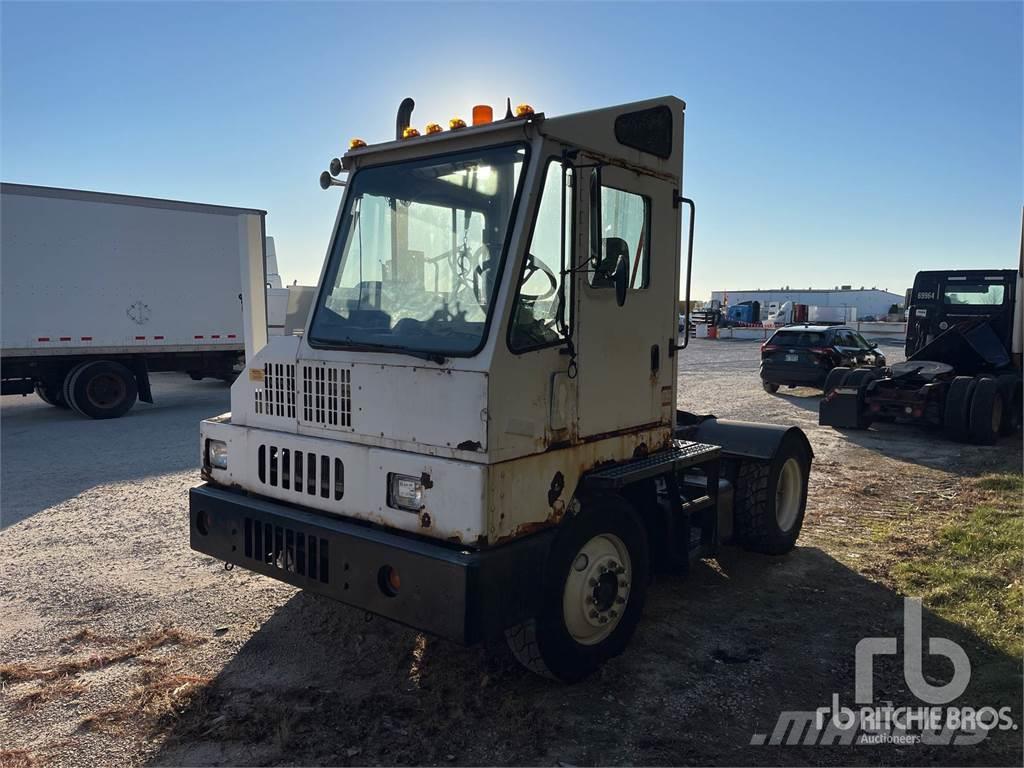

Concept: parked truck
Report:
left=188, top=97, right=813, bottom=681
left=820, top=263, right=1023, bottom=444
left=0, top=183, right=267, bottom=418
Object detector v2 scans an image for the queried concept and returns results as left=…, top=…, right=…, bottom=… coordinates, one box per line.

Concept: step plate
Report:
left=583, top=440, right=721, bottom=490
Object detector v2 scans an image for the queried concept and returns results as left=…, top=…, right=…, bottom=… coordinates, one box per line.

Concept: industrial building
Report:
left=708, top=286, right=904, bottom=320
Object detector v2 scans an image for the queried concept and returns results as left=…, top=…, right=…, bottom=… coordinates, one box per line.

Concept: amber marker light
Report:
left=401, top=126, right=420, bottom=139
left=472, top=104, right=493, bottom=125
left=349, top=138, right=367, bottom=150
left=449, top=117, right=467, bottom=130
left=515, top=103, right=535, bottom=117
left=424, top=122, right=443, bottom=135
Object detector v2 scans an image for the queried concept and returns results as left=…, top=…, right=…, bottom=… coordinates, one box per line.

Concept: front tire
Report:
left=762, top=381, right=779, bottom=394
left=733, top=432, right=811, bottom=555
left=505, top=496, right=649, bottom=682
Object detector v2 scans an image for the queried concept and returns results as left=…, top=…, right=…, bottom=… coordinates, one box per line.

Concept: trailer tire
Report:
left=35, top=381, right=69, bottom=408
left=504, top=495, right=649, bottom=682
left=65, top=360, right=138, bottom=419
left=995, top=374, right=1022, bottom=436
left=762, top=381, right=779, bottom=394
left=968, top=377, right=1003, bottom=446
left=943, top=376, right=977, bottom=442
left=733, top=431, right=811, bottom=555
left=823, top=366, right=849, bottom=395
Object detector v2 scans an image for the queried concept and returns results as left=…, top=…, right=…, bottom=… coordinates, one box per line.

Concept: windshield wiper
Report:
left=341, top=341, right=447, bottom=365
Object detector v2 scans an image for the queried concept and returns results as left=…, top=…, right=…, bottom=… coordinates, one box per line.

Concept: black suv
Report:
left=760, top=325, right=886, bottom=393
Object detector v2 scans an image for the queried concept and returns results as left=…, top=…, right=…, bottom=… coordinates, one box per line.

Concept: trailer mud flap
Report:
left=818, top=387, right=870, bottom=429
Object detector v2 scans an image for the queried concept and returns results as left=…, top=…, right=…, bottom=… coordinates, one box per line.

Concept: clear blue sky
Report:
left=2, top=1, right=1021, bottom=300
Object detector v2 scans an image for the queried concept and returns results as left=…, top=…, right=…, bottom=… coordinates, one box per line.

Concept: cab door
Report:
left=575, top=162, right=678, bottom=439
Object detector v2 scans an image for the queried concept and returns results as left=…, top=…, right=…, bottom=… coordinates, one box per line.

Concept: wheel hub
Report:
left=563, top=534, right=631, bottom=646
left=86, top=373, right=126, bottom=409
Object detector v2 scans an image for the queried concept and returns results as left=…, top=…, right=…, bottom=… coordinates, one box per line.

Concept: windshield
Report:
left=308, top=144, right=527, bottom=357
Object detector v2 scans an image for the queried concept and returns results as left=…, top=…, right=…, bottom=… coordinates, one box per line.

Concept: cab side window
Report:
left=509, top=161, right=573, bottom=351
left=590, top=182, right=650, bottom=290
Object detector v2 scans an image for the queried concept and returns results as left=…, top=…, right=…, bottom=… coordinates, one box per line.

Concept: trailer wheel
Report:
left=35, top=381, right=69, bottom=409
left=996, top=374, right=1022, bottom=436
left=943, top=376, right=977, bottom=442
left=968, top=377, right=1003, bottom=446
left=733, top=431, right=811, bottom=555
left=762, top=381, right=779, bottom=394
left=505, top=496, right=649, bottom=682
left=823, top=366, right=849, bottom=395
left=66, top=361, right=138, bottom=419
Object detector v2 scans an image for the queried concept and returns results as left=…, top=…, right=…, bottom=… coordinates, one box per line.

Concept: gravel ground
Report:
left=1, top=342, right=1020, bottom=767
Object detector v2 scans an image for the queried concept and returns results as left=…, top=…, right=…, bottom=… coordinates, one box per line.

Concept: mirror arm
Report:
left=670, top=193, right=696, bottom=355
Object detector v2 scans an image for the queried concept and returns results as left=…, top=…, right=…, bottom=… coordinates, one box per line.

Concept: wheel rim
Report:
left=775, top=458, right=802, bottom=532
left=85, top=372, right=126, bottom=409
left=562, top=533, right=631, bottom=646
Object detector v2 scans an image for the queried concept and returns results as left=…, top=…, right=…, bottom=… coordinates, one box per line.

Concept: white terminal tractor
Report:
left=190, top=96, right=813, bottom=681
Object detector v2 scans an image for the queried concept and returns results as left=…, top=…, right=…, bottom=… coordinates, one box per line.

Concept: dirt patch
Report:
left=1, top=354, right=1021, bottom=766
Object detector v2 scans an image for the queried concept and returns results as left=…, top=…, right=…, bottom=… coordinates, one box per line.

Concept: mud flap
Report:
left=818, top=387, right=870, bottom=429
left=132, top=359, right=153, bottom=404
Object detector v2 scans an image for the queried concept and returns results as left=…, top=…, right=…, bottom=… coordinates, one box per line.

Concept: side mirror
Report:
left=614, top=255, right=629, bottom=307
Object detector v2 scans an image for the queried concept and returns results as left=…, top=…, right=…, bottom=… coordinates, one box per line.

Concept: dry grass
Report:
left=11, top=676, right=88, bottom=711
left=80, top=667, right=211, bottom=734
left=0, top=626, right=202, bottom=684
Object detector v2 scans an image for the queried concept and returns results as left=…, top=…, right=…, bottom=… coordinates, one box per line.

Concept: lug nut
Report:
left=599, top=616, right=608, bottom=624
left=589, top=610, right=599, bottom=619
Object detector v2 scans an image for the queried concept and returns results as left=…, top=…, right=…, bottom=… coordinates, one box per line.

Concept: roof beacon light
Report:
left=449, top=117, right=467, bottom=130
left=349, top=138, right=367, bottom=150
left=424, top=122, right=443, bottom=135
left=472, top=104, right=493, bottom=126
left=402, top=126, right=420, bottom=139
left=515, top=103, right=535, bottom=118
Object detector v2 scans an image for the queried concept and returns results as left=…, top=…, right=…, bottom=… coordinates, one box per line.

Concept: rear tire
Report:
left=943, top=376, right=977, bottom=442
left=35, top=381, right=69, bottom=408
left=762, top=381, right=779, bottom=394
left=733, top=432, right=811, bottom=555
left=823, top=366, right=850, bottom=394
left=505, top=496, right=649, bottom=682
left=65, top=360, right=138, bottom=419
left=968, top=377, right=1003, bottom=446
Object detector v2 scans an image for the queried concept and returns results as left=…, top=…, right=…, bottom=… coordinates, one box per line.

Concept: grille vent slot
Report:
left=243, top=517, right=329, bottom=582
left=257, top=444, right=344, bottom=500
left=301, top=364, right=352, bottom=428
left=254, top=363, right=296, bottom=418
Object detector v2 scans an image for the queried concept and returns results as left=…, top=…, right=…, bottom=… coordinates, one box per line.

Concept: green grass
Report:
left=889, top=473, right=1023, bottom=657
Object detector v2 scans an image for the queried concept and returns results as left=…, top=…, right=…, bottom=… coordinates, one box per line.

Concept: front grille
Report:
left=257, top=444, right=344, bottom=500
left=243, top=517, right=329, bottom=582
left=254, top=363, right=296, bottom=418
left=301, top=364, right=352, bottom=428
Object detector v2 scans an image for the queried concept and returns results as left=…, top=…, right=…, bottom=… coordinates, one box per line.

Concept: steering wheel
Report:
left=517, top=253, right=558, bottom=302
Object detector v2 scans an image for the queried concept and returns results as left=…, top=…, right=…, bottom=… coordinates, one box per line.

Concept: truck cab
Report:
left=190, top=97, right=813, bottom=681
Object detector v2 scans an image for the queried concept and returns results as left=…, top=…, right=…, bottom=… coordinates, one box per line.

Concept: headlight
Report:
left=388, top=473, right=425, bottom=511
left=206, top=439, right=228, bottom=470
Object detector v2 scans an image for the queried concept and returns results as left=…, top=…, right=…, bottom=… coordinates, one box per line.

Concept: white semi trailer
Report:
left=189, top=97, right=814, bottom=681
left=0, top=183, right=267, bottom=418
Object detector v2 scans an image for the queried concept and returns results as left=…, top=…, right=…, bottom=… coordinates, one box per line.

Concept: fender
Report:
left=677, top=411, right=813, bottom=462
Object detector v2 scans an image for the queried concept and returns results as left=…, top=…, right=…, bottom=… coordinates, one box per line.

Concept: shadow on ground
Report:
left=0, top=375, right=230, bottom=527
left=149, top=546, right=1022, bottom=767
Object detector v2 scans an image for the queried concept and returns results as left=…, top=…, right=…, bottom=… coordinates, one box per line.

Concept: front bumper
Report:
left=189, top=484, right=553, bottom=645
